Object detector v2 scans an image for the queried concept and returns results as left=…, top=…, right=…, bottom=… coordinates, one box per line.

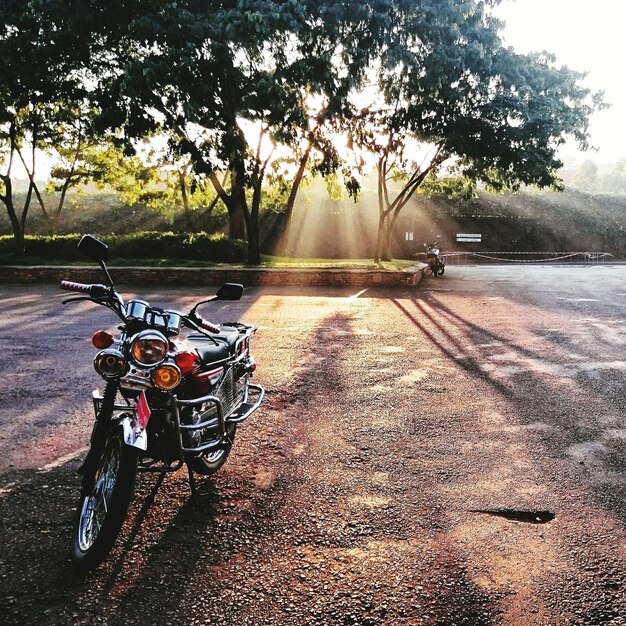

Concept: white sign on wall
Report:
left=456, top=233, right=482, bottom=243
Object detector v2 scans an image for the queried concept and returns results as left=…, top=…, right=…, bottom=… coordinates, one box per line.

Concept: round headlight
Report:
left=152, top=364, right=182, bottom=390
left=94, top=349, right=127, bottom=378
left=130, top=330, right=169, bottom=366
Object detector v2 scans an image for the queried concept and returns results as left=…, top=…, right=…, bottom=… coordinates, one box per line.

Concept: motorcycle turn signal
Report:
left=92, top=330, right=114, bottom=349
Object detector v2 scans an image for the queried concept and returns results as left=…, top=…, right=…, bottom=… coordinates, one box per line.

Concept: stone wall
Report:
left=0, top=265, right=425, bottom=288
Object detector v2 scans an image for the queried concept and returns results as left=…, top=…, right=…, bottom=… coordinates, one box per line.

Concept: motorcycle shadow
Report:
left=0, top=462, right=86, bottom=622
left=0, top=460, right=235, bottom=625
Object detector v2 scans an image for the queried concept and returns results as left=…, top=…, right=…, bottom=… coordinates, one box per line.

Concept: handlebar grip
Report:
left=60, top=280, right=91, bottom=294
left=197, top=317, right=221, bottom=334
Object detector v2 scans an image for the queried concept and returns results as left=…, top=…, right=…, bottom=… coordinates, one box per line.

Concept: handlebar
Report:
left=60, top=280, right=112, bottom=299
left=194, top=315, right=221, bottom=334
left=60, top=280, right=91, bottom=294
left=61, top=280, right=222, bottom=335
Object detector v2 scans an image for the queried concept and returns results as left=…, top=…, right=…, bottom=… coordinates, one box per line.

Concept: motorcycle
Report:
left=425, top=241, right=446, bottom=277
left=61, top=235, right=264, bottom=573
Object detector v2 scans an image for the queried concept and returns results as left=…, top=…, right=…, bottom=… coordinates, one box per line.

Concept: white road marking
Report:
left=348, top=289, right=369, bottom=300
left=39, top=446, right=88, bottom=472
left=0, top=482, right=16, bottom=497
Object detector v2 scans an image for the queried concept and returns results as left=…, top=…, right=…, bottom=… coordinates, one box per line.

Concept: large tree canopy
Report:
left=81, top=0, right=394, bottom=262
left=352, top=0, right=604, bottom=260
left=1, top=0, right=603, bottom=261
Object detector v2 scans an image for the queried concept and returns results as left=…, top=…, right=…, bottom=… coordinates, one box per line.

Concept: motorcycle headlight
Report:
left=94, top=349, right=127, bottom=378
left=153, top=363, right=182, bottom=390
left=130, top=330, right=169, bottom=366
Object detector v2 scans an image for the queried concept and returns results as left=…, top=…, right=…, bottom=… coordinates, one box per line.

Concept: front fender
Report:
left=118, top=412, right=148, bottom=451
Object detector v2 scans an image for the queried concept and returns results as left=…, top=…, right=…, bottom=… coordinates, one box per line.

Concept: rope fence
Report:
left=442, top=251, right=614, bottom=264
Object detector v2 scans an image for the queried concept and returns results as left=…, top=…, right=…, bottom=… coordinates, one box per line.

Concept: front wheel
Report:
left=71, top=428, right=138, bottom=573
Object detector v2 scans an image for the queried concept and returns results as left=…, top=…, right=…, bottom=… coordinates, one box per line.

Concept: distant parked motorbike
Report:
left=425, top=241, right=446, bottom=277
left=61, top=235, right=264, bottom=573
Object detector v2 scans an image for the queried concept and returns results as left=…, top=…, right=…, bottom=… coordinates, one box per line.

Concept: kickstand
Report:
left=187, top=465, right=199, bottom=506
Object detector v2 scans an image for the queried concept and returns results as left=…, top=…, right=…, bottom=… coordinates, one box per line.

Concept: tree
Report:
left=66, top=139, right=223, bottom=221
left=571, top=160, right=599, bottom=192
left=601, top=160, right=626, bottom=194
left=0, top=0, right=92, bottom=251
left=86, top=0, right=392, bottom=263
left=351, top=0, right=604, bottom=261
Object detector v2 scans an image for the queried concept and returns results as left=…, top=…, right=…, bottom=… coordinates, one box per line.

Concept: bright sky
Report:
left=493, top=0, right=626, bottom=166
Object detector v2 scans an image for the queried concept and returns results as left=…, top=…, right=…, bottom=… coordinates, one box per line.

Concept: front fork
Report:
left=78, top=379, right=121, bottom=490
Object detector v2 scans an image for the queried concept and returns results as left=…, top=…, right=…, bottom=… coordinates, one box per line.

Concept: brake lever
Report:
left=62, top=296, right=92, bottom=305
left=62, top=294, right=114, bottom=306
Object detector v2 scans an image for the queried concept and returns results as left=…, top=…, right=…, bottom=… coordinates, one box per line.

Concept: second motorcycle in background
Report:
left=425, top=241, right=446, bottom=277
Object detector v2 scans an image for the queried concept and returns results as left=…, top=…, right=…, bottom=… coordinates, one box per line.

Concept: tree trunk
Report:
left=1, top=176, right=25, bottom=256
left=227, top=164, right=248, bottom=240
left=280, top=144, right=312, bottom=255
left=179, top=170, right=190, bottom=212
left=374, top=213, right=387, bottom=264
left=382, top=210, right=402, bottom=261
left=51, top=176, right=73, bottom=234
left=380, top=221, right=393, bottom=262
left=227, top=203, right=247, bottom=240
left=246, top=220, right=261, bottom=265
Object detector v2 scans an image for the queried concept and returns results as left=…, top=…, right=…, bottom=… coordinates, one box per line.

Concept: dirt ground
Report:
left=1, top=266, right=625, bottom=625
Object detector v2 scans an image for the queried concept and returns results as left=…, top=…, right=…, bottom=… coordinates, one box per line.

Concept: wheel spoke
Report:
left=77, top=436, right=121, bottom=552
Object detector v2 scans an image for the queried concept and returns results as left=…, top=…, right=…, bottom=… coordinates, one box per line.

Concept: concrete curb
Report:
left=0, top=263, right=426, bottom=288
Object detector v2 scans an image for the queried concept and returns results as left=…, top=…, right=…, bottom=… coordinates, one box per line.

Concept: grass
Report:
left=259, top=255, right=416, bottom=270
left=0, top=253, right=417, bottom=270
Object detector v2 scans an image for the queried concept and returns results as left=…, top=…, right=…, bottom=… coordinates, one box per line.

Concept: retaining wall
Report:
left=0, top=265, right=425, bottom=288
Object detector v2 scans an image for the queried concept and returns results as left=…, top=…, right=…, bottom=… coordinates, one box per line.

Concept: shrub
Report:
left=0, top=232, right=247, bottom=264
left=37, top=234, right=85, bottom=260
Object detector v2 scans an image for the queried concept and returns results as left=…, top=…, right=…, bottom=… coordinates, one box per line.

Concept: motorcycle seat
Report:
left=186, top=329, right=240, bottom=364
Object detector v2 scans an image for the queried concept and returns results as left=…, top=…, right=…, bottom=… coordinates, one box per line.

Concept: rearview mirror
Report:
left=216, top=283, right=243, bottom=301
left=78, top=235, right=108, bottom=262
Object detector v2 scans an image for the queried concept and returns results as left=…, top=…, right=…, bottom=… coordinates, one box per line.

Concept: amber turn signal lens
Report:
left=92, top=330, right=114, bottom=349
left=152, top=364, right=182, bottom=390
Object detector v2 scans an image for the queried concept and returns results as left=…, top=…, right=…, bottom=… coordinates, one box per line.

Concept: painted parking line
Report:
left=348, top=288, right=369, bottom=300
left=39, top=446, right=89, bottom=472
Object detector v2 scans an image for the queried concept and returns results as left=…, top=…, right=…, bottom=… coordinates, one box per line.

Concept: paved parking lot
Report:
left=1, top=265, right=625, bottom=625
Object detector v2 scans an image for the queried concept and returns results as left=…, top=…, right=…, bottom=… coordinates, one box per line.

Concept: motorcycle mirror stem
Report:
left=98, top=259, right=115, bottom=291
left=189, top=295, right=219, bottom=318
left=189, top=283, right=244, bottom=317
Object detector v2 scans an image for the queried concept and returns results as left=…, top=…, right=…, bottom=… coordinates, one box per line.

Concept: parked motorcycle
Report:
left=61, top=235, right=264, bottom=573
left=425, top=241, right=446, bottom=277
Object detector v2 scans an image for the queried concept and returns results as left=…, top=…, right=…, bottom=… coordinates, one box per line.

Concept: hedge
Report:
left=0, top=232, right=247, bottom=263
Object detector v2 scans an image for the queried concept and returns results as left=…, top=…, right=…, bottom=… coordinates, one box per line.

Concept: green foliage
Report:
left=418, top=176, right=477, bottom=203
left=0, top=232, right=246, bottom=264
left=324, top=174, right=346, bottom=201
left=0, top=0, right=608, bottom=263
left=0, top=0, right=102, bottom=248
left=73, top=142, right=223, bottom=217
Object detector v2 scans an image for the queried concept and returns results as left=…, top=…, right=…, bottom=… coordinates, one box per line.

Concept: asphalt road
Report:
left=1, top=264, right=625, bottom=625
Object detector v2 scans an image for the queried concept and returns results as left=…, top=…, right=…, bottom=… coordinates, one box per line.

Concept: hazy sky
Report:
left=494, top=0, right=626, bottom=166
